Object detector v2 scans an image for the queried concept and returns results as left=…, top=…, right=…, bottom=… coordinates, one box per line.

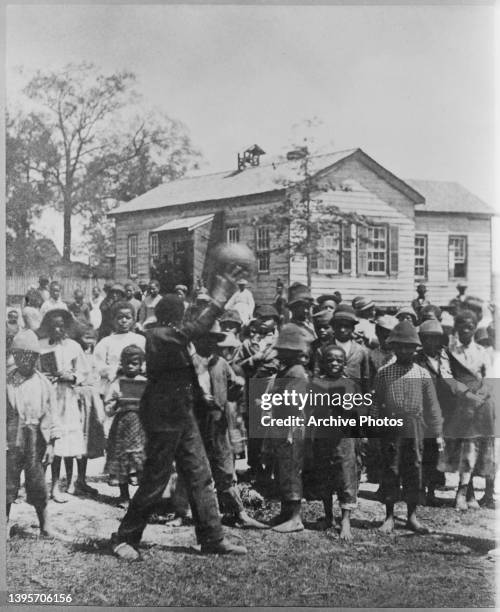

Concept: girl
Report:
left=104, top=345, right=147, bottom=507
left=93, top=301, right=146, bottom=401
left=38, top=309, right=92, bottom=501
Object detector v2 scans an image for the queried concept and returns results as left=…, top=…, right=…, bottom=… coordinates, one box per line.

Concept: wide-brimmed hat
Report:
left=287, top=283, right=313, bottom=306
left=11, top=329, right=40, bottom=353
left=396, top=306, right=418, bottom=323
left=255, top=304, right=280, bottom=321
left=208, top=320, right=226, bottom=342
left=313, top=309, right=333, bottom=326
left=387, top=320, right=421, bottom=346
left=332, top=304, right=358, bottom=324
left=457, top=281, right=468, bottom=290
left=352, top=296, right=375, bottom=312
left=275, top=324, right=309, bottom=353
left=110, top=283, right=126, bottom=296
left=375, top=315, right=398, bottom=331
left=38, top=309, right=78, bottom=339
left=220, top=309, right=242, bottom=327
left=236, top=278, right=248, bottom=286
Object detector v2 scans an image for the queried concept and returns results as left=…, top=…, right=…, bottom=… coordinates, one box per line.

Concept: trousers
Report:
left=116, top=411, right=224, bottom=548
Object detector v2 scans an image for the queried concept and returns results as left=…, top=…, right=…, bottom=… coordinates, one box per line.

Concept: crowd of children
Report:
left=6, top=275, right=497, bottom=559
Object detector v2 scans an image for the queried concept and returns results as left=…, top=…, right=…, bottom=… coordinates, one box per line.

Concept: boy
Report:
left=310, top=345, right=361, bottom=540
left=373, top=320, right=443, bottom=534
left=268, top=325, right=310, bottom=533
left=7, top=330, right=60, bottom=536
left=331, top=306, right=370, bottom=393
left=192, top=327, right=267, bottom=529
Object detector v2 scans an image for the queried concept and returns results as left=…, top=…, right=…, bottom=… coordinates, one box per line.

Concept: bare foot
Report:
left=406, top=516, right=432, bottom=534
left=339, top=519, right=353, bottom=542
left=379, top=516, right=394, bottom=534
left=39, top=526, right=58, bottom=538
left=272, top=516, right=304, bottom=533
left=455, top=493, right=468, bottom=512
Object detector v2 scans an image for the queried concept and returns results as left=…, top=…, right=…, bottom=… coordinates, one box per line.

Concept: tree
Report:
left=8, top=63, right=200, bottom=264
left=256, top=122, right=371, bottom=291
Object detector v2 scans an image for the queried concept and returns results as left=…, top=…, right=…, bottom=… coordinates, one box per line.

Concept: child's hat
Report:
left=352, top=296, right=375, bottom=312
left=38, top=308, right=78, bottom=339
left=208, top=320, right=226, bottom=342
left=313, top=309, right=333, bottom=326
left=374, top=314, right=398, bottom=331
left=396, top=305, right=418, bottom=322
left=287, top=283, right=313, bottom=306
left=275, top=324, right=309, bottom=353
left=387, top=320, right=421, bottom=346
left=418, top=319, right=444, bottom=336
left=332, top=304, right=358, bottom=324
left=254, top=304, right=280, bottom=321
left=11, top=330, right=40, bottom=353
left=220, top=309, right=242, bottom=327
left=317, top=293, right=341, bottom=306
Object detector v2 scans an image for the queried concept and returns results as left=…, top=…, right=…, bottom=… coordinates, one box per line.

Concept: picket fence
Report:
left=7, top=275, right=108, bottom=303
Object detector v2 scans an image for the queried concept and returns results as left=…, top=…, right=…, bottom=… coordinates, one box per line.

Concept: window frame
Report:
left=127, top=234, right=138, bottom=277
left=149, top=232, right=159, bottom=260
left=226, top=226, right=240, bottom=244
left=448, top=235, right=467, bottom=280
left=414, top=234, right=428, bottom=280
left=365, top=224, right=388, bottom=276
left=256, top=226, right=271, bottom=273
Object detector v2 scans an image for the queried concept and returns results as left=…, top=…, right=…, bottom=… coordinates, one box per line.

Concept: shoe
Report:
left=51, top=486, right=68, bottom=504
left=200, top=539, right=247, bottom=555
left=112, top=542, right=141, bottom=561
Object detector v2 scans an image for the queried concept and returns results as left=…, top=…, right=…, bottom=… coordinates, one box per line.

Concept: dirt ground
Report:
left=6, top=457, right=498, bottom=607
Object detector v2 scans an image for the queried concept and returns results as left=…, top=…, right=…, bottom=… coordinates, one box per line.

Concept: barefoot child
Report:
left=310, top=345, right=361, bottom=541
left=7, top=331, right=60, bottom=536
left=104, top=345, right=147, bottom=507
left=38, top=309, right=92, bottom=501
left=268, top=325, right=311, bottom=533
left=373, top=320, right=443, bottom=534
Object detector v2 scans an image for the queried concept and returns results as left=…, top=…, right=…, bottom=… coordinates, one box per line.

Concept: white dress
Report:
left=39, top=337, right=89, bottom=458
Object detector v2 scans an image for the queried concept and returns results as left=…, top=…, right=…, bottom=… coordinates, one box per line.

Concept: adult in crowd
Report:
left=37, top=276, right=50, bottom=303
left=22, top=289, right=44, bottom=332
left=411, top=283, right=430, bottom=321
left=352, top=296, right=377, bottom=348
left=224, top=279, right=255, bottom=326
left=448, top=282, right=468, bottom=315
left=124, top=283, right=142, bottom=321
left=138, top=280, right=162, bottom=330
left=99, top=283, right=127, bottom=341
left=89, top=286, right=104, bottom=331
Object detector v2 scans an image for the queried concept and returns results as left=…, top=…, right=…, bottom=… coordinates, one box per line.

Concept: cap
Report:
left=352, top=296, right=375, bottom=312
left=332, top=304, right=358, bottom=324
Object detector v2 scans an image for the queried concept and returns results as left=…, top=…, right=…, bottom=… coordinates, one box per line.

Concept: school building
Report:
left=109, top=147, right=494, bottom=307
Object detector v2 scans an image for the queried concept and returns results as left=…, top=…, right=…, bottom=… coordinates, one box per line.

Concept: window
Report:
left=227, top=226, right=240, bottom=244
left=312, top=224, right=353, bottom=274
left=414, top=234, right=427, bottom=279
left=149, top=233, right=159, bottom=260
left=256, top=227, right=270, bottom=273
left=127, top=234, right=138, bottom=277
left=367, top=226, right=387, bottom=274
left=449, top=235, right=467, bottom=279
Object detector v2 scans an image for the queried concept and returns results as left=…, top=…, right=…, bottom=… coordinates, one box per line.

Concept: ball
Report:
left=212, top=243, right=256, bottom=274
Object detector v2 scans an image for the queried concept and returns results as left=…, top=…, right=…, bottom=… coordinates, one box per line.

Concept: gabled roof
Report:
left=406, top=179, right=494, bottom=216
left=110, top=148, right=424, bottom=216
left=152, top=213, right=214, bottom=233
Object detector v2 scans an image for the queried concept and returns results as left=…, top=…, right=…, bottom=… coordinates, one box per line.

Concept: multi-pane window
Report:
left=227, top=226, right=240, bottom=244
left=256, top=227, right=270, bottom=273
left=149, top=233, right=159, bottom=260
left=366, top=226, right=387, bottom=274
left=414, top=234, right=427, bottom=279
left=127, top=234, right=138, bottom=277
left=312, top=224, right=353, bottom=274
left=449, top=235, right=467, bottom=278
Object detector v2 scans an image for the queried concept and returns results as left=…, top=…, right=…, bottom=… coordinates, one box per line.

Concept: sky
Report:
left=5, top=4, right=498, bottom=255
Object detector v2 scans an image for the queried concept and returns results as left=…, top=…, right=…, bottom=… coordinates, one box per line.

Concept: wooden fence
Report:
left=7, top=275, right=108, bottom=303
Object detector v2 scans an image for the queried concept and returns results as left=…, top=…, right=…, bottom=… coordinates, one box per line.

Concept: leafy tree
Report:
left=257, top=119, right=370, bottom=290
left=8, top=63, right=200, bottom=265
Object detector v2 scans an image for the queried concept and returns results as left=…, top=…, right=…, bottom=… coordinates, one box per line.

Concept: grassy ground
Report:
left=6, top=459, right=497, bottom=607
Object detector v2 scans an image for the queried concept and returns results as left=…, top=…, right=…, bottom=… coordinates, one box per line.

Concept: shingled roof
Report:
left=110, top=147, right=424, bottom=216
left=406, top=179, right=494, bottom=216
